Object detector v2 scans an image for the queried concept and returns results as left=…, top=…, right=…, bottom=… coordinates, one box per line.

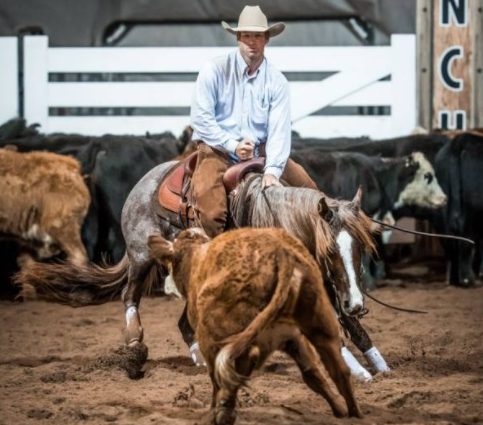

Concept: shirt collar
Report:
left=236, top=50, right=266, bottom=80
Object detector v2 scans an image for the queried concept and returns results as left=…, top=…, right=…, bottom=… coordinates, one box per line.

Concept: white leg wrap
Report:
left=164, top=273, right=183, bottom=298
left=125, top=306, right=138, bottom=325
left=341, top=346, right=372, bottom=382
left=189, top=341, right=207, bottom=367
left=364, top=346, right=390, bottom=373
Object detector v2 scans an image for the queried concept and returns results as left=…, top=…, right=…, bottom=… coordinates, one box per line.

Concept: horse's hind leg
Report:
left=121, top=260, right=153, bottom=346
left=284, top=335, right=348, bottom=418
left=119, top=160, right=179, bottom=347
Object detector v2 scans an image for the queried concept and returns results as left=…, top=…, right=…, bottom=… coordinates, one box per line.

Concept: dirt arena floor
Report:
left=0, top=269, right=482, bottom=425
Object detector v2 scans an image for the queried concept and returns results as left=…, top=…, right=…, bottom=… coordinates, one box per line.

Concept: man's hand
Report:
left=235, top=139, right=255, bottom=161
left=261, top=173, right=282, bottom=189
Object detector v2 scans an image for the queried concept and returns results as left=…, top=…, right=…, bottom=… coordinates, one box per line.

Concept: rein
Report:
left=362, top=288, right=428, bottom=314
left=371, top=217, right=475, bottom=245
left=261, top=186, right=276, bottom=216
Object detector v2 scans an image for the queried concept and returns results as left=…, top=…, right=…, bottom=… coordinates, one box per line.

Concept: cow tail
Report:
left=14, top=254, right=130, bottom=306
left=214, top=252, right=302, bottom=391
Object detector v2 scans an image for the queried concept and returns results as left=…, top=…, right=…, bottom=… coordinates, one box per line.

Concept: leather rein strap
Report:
left=362, top=289, right=428, bottom=314
left=371, top=218, right=475, bottom=245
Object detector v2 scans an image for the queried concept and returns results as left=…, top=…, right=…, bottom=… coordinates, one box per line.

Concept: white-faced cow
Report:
left=0, top=148, right=90, bottom=265
left=290, top=150, right=446, bottom=220
left=393, top=151, right=447, bottom=210
left=149, top=227, right=363, bottom=424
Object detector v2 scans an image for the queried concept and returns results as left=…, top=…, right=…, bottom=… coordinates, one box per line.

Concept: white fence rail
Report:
left=0, top=37, right=18, bottom=122
left=2, top=35, right=416, bottom=138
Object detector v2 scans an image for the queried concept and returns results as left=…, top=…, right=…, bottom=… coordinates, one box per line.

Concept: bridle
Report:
left=324, top=257, right=369, bottom=320
left=233, top=177, right=450, bottom=315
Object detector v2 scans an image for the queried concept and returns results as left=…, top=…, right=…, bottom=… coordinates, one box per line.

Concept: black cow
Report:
left=433, top=132, right=483, bottom=286
left=293, top=133, right=481, bottom=285
left=291, top=133, right=450, bottom=161
left=73, top=134, right=186, bottom=262
left=291, top=131, right=483, bottom=287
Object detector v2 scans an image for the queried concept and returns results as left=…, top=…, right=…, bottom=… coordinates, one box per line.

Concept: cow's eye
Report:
left=424, top=172, right=433, bottom=184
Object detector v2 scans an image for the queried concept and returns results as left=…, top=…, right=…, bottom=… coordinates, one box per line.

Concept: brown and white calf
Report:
left=149, top=227, right=362, bottom=425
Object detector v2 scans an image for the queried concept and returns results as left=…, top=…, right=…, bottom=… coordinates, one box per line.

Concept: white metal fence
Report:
left=0, top=37, right=18, bottom=124
left=1, top=35, right=416, bottom=139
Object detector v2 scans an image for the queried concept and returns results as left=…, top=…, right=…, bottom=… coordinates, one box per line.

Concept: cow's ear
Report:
left=148, top=235, right=174, bottom=266
left=351, top=187, right=362, bottom=211
left=318, top=197, right=333, bottom=222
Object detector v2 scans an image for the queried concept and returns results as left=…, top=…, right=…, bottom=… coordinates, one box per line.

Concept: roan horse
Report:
left=16, top=157, right=378, bottom=375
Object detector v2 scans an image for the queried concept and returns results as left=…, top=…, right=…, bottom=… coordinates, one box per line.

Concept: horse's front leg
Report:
left=121, top=261, right=152, bottom=346
left=178, top=305, right=207, bottom=366
left=341, top=314, right=390, bottom=373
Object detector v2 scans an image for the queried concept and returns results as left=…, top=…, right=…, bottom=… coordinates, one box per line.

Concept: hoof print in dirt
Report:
left=94, top=343, right=148, bottom=380
left=174, top=384, right=205, bottom=408
left=27, top=409, right=53, bottom=420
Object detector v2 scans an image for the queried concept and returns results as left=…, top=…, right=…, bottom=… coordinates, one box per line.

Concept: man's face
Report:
left=238, top=31, right=269, bottom=63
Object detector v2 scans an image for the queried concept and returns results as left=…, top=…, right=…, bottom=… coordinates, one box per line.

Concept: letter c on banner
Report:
left=439, top=46, right=464, bottom=91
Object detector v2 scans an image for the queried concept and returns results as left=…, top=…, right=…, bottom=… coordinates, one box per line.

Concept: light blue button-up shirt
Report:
left=191, top=50, right=291, bottom=178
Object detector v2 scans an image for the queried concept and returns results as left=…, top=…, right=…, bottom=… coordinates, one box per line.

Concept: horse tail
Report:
left=14, top=254, right=130, bottom=306
left=214, top=252, right=302, bottom=391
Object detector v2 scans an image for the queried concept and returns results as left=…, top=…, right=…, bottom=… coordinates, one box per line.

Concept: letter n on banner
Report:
left=433, top=0, right=471, bottom=129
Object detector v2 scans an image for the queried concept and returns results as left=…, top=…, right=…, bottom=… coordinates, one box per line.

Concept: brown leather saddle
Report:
left=156, top=151, right=265, bottom=227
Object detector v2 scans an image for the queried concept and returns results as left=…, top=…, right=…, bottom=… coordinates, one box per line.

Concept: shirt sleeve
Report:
left=264, top=76, right=291, bottom=179
left=190, top=62, right=239, bottom=155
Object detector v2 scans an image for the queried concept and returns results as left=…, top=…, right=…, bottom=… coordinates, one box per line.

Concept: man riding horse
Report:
left=189, top=5, right=389, bottom=379
left=190, top=5, right=317, bottom=237
left=16, top=5, right=389, bottom=383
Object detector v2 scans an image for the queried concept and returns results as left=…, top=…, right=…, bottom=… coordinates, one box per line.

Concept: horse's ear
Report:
left=351, top=187, right=363, bottom=211
left=148, top=235, right=174, bottom=266
left=318, top=197, right=333, bottom=222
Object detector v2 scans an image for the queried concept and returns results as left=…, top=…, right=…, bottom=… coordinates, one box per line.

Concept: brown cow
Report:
left=0, top=148, right=90, bottom=265
left=149, top=227, right=362, bottom=424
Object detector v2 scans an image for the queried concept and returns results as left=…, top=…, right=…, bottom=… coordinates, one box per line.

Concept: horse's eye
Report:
left=424, top=172, right=433, bottom=184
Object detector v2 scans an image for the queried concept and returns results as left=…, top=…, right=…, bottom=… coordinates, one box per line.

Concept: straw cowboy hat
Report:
left=222, top=5, right=285, bottom=37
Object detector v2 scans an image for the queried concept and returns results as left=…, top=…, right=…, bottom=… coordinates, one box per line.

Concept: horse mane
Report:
left=230, top=174, right=376, bottom=262
left=230, top=174, right=334, bottom=263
